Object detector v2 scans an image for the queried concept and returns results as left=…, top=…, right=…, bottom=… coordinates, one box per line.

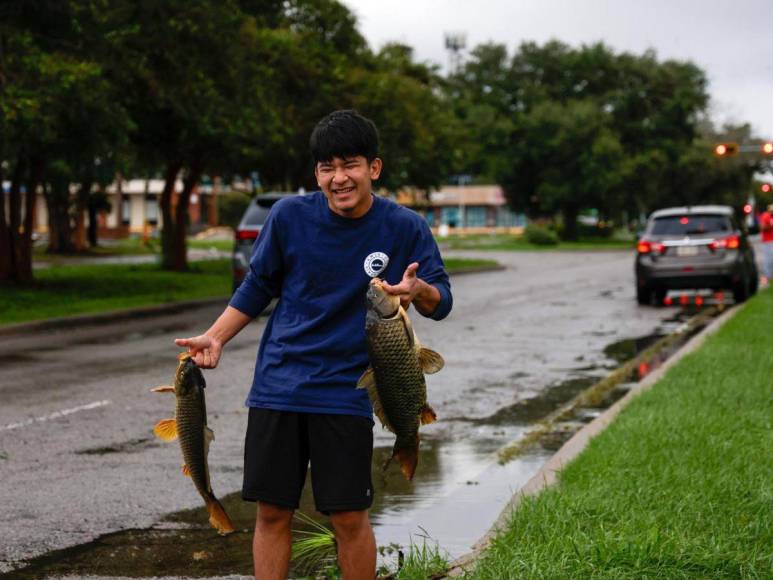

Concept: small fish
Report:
left=358, top=278, right=445, bottom=480
left=151, top=353, right=234, bottom=535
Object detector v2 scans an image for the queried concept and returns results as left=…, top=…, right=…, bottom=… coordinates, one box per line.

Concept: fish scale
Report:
left=367, top=316, right=425, bottom=439
left=361, top=278, right=444, bottom=481
left=151, top=355, right=234, bottom=535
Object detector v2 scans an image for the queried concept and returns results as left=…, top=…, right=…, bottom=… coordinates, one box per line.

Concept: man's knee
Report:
left=330, top=510, right=370, bottom=540
left=256, top=502, right=294, bottom=530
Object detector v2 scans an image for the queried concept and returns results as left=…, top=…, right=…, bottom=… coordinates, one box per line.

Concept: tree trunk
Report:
left=15, top=157, right=43, bottom=284
left=561, top=203, right=580, bottom=241
left=160, top=161, right=183, bottom=270
left=0, top=162, right=11, bottom=282
left=45, top=172, right=76, bottom=254
left=171, top=158, right=204, bottom=271
left=73, top=175, right=94, bottom=251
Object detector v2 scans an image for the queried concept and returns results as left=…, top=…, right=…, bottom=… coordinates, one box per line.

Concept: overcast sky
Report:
left=342, top=0, right=773, bottom=138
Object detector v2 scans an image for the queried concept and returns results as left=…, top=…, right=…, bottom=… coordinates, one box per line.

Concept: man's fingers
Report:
left=404, top=262, right=419, bottom=278
left=174, top=338, right=190, bottom=347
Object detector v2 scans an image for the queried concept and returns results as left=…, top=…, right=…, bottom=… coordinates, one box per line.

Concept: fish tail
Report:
left=389, top=436, right=419, bottom=481
left=206, top=496, right=235, bottom=535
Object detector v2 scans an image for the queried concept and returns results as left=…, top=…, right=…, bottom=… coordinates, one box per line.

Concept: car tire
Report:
left=732, top=276, right=750, bottom=303
left=636, top=285, right=652, bottom=305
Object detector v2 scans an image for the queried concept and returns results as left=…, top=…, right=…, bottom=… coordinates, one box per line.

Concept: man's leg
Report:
left=329, top=509, right=376, bottom=579
left=253, top=502, right=294, bottom=579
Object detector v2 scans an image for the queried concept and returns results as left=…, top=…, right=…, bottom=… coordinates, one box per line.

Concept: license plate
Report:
left=676, top=246, right=698, bottom=256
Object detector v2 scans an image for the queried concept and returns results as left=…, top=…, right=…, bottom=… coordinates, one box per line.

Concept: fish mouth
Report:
left=367, top=278, right=400, bottom=318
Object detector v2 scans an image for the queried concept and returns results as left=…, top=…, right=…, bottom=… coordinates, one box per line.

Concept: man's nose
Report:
left=333, top=167, right=348, bottom=183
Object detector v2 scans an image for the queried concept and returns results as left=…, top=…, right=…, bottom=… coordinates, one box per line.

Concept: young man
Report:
left=759, top=204, right=773, bottom=286
left=175, top=110, right=452, bottom=579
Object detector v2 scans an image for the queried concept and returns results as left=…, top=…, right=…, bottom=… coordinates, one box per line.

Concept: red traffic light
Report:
left=763, top=142, right=773, bottom=155
left=714, top=143, right=738, bottom=156
left=762, top=183, right=772, bottom=193
left=744, top=203, right=753, bottom=214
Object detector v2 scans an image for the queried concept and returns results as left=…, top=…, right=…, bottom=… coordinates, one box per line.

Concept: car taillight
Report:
left=708, top=234, right=739, bottom=251
left=235, top=229, right=260, bottom=241
left=637, top=240, right=665, bottom=254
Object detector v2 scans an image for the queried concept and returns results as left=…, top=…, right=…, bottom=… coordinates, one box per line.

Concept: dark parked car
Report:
left=232, top=192, right=299, bottom=290
left=635, top=205, right=758, bottom=305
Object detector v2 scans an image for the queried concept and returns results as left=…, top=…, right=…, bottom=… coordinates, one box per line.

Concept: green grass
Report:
left=467, top=293, right=773, bottom=578
left=0, top=260, right=232, bottom=325
left=441, top=233, right=634, bottom=251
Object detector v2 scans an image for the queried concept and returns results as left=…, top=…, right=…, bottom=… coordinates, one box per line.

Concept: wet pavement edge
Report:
left=444, top=302, right=745, bottom=577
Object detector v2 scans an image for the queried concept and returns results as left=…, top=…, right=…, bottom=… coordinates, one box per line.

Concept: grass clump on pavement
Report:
left=0, top=260, right=232, bottom=325
left=468, top=292, right=773, bottom=578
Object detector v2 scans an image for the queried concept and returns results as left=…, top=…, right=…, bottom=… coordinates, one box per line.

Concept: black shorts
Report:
left=242, top=408, right=374, bottom=513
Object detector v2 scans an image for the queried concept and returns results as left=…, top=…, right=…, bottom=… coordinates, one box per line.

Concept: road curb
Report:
left=445, top=302, right=744, bottom=577
left=0, top=296, right=230, bottom=337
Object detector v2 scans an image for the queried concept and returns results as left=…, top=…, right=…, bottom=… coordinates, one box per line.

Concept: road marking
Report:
left=0, top=400, right=112, bottom=432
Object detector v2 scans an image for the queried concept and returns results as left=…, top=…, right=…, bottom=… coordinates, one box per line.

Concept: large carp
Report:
left=151, top=352, right=234, bottom=535
left=358, top=278, right=445, bottom=480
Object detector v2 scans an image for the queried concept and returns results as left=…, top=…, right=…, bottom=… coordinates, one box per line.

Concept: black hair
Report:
left=310, top=109, right=380, bottom=163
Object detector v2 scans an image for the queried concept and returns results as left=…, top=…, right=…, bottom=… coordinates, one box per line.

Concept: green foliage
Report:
left=217, top=191, right=253, bottom=229
left=524, top=224, right=559, bottom=245
left=291, top=512, right=338, bottom=578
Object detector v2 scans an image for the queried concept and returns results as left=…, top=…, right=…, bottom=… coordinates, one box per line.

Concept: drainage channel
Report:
left=4, top=305, right=724, bottom=579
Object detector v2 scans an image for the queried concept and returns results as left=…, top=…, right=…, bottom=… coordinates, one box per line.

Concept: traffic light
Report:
left=744, top=203, right=753, bottom=214
left=714, top=143, right=739, bottom=156
left=762, top=183, right=772, bottom=194
left=763, top=142, right=773, bottom=155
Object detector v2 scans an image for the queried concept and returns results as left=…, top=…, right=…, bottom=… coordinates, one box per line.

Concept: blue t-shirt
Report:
left=229, top=191, right=452, bottom=418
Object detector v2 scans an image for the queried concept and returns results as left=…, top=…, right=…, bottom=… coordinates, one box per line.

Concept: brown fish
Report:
left=358, top=278, right=444, bottom=480
left=151, top=353, right=234, bottom=535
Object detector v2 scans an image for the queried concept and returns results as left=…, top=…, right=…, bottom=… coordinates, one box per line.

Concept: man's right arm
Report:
left=174, top=306, right=252, bottom=369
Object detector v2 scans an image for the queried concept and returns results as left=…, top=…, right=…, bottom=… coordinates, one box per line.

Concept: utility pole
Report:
left=444, top=32, right=466, bottom=75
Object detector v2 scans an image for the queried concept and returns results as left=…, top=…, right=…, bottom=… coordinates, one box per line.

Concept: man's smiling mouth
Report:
left=333, top=186, right=356, bottom=194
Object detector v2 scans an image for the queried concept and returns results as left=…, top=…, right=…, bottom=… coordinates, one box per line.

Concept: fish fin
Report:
left=418, top=347, right=445, bottom=374
left=150, top=385, right=175, bottom=393
left=182, top=464, right=191, bottom=477
left=399, top=307, right=415, bottom=348
left=387, top=437, right=419, bottom=481
left=203, top=426, right=215, bottom=494
left=153, top=418, right=178, bottom=441
left=356, top=367, right=376, bottom=390
left=206, top=497, right=235, bottom=535
left=420, top=405, right=437, bottom=425
left=205, top=426, right=215, bottom=443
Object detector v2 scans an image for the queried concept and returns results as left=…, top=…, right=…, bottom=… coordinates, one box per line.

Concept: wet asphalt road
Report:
left=0, top=249, right=680, bottom=573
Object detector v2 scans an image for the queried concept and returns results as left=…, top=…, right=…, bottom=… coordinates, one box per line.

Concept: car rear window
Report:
left=240, top=198, right=281, bottom=227
left=650, top=215, right=731, bottom=236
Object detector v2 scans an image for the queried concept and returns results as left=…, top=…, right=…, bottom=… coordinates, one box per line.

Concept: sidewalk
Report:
left=456, top=291, right=772, bottom=578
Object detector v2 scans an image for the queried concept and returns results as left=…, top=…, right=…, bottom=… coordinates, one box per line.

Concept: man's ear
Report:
left=369, top=158, right=383, bottom=180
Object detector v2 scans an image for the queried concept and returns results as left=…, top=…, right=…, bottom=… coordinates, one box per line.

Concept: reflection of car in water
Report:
left=635, top=205, right=758, bottom=305
left=231, top=192, right=298, bottom=290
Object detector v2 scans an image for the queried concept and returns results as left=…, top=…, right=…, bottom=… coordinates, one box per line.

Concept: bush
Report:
left=217, top=190, right=252, bottom=229
left=524, top=224, right=559, bottom=245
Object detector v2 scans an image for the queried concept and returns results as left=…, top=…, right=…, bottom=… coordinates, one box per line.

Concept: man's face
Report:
left=315, top=155, right=382, bottom=218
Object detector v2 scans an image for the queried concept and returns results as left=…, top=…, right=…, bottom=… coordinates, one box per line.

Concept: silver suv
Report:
left=232, top=192, right=298, bottom=290
left=635, top=205, right=758, bottom=305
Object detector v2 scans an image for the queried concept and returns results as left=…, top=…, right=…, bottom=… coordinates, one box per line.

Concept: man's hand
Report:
left=174, top=334, right=223, bottom=369
left=380, top=262, right=421, bottom=309
left=380, top=262, right=441, bottom=316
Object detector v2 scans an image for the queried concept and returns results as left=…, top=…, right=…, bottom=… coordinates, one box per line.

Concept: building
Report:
left=395, top=185, right=526, bottom=233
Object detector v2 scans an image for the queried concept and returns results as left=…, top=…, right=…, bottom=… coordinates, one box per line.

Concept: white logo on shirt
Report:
left=364, top=252, right=389, bottom=278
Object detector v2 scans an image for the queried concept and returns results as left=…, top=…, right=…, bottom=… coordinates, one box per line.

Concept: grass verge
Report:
left=0, top=257, right=497, bottom=326
left=467, top=292, right=773, bottom=578
left=441, top=233, right=633, bottom=251
left=0, top=260, right=232, bottom=325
